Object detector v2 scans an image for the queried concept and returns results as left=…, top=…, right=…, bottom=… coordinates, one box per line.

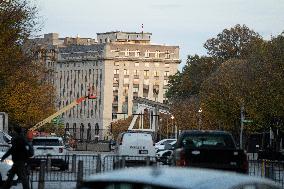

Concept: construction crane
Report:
left=29, top=91, right=96, bottom=132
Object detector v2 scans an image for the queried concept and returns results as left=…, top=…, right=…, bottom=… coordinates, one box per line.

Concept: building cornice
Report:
left=58, top=57, right=181, bottom=64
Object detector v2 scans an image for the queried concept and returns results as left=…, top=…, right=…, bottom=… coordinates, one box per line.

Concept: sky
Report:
left=37, top=0, right=284, bottom=70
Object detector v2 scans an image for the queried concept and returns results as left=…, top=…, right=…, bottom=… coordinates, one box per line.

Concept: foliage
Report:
left=110, top=116, right=132, bottom=140
left=0, top=0, right=56, bottom=129
left=167, top=24, right=284, bottom=134
left=204, top=24, right=261, bottom=61
left=167, top=55, right=219, bottom=100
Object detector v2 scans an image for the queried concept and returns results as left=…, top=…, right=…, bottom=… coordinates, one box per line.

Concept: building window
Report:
left=134, top=70, right=139, bottom=76
left=134, top=62, right=139, bottom=67
left=113, top=77, right=119, bottom=84
left=145, top=50, right=150, bottom=58
left=135, top=50, right=140, bottom=57
left=164, top=71, right=169, bottom=77
left=124, top=69, right=129, bottom=75
left=155, top=50, right=160, bottom=58
left=123, top=86, right=129, bottom=94
left=113, top=86, right=119, bottom=93
left=165, top=63, right=170, bottom=68
left=144, top=70, right=149, bottom=77
left=125, top=49, right=130, bottom=56
left=133, top=87, right=139, bottom=93
left=165, top=50, right=170, bottom=59
left=114, top=69, right=119, bottom=74
left=114, top=62, right=119, bottom=66
left=143, top=86, right=149, bottom=98
left=154, top=71, right=159, bottom=77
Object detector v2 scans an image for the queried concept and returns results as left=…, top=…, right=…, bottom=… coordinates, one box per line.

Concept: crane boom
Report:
left=29, top=96, right=94, bottom=131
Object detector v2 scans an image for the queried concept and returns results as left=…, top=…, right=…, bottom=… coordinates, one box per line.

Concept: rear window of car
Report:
left=180, top=133, right=235, bottom=149
left=32, top=139, right=63, bottom=146
left=160, top=140, right=176, bottom=145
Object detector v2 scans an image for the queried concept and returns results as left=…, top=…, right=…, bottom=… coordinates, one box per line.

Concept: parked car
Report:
left=155, top=139, right=177, bottom=153
left=156, top=139, right=176, bottom=165
left=114, top=131, right=156, bottom=167
left=173, top=130, right=248, bottom=173
left=28, top=136, right=69, bottom=170
left=156, top=149, right=174, bottom=165
left=78, top=167, right=281, bottom=189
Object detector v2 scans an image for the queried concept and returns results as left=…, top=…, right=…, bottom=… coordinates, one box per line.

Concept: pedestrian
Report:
left=1, top=124, right=30, bottom=189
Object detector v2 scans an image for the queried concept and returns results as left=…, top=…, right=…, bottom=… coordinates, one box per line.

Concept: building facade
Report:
left=31, top=31, right=180, bottom=140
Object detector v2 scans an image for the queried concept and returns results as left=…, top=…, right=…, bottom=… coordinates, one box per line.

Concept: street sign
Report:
left=242, top=119, right=253, bottom=123
left=52, top=117, right=63, bottom=124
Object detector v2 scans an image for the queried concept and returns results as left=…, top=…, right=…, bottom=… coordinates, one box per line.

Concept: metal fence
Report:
left=29, top=154, right=100, bottom=189
left=29, top=154, right=284, bottom=188
left=248, top=159, right=284, bottom=187
left=103, top=155, right=159, bottom=172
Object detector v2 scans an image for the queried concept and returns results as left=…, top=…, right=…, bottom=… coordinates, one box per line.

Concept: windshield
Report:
left=32, top=139, right=63, bottom=146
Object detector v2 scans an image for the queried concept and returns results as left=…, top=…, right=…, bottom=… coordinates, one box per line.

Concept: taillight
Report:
left=59, top=148, right=63, bottom=153
left=175, top=148, right=187, bottom=166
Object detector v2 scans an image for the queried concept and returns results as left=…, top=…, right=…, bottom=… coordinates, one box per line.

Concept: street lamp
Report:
left=171, top=115, right=174, bottom=138
left=198, top=108, right=202, bottom=130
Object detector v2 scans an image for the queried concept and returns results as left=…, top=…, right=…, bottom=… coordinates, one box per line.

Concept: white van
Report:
left=115, top=131, right=156, bottom=166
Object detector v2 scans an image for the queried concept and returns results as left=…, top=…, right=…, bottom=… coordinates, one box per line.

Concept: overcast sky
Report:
left=37, top=0, right=284, bottom=70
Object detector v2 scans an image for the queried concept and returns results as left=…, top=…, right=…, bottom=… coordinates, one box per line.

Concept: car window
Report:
left=32, top=139, right=62, bottom=146
left=182, top=134, right=235, bottom=148
left=160, top=140, right=175, bottom=145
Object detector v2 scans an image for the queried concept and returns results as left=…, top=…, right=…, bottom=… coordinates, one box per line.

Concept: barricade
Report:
left=29, top=154, right=99, bottom=188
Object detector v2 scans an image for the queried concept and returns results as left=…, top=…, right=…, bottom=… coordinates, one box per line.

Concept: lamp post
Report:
left=198, top=108, right=202, bottom=130
left=171, top=115, right=174, bottom=138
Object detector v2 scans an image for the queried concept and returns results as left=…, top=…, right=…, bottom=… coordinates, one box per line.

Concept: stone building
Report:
left=31, top=31, right=180, bottom=140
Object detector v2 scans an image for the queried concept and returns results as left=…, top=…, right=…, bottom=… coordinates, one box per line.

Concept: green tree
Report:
left=167, top=55, right=219, bottom=100
left=0, top=0, right=56, bottom=129
left=204, top=24, right=261, bottom=61
left=200, top=33, right=284, bottom=133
